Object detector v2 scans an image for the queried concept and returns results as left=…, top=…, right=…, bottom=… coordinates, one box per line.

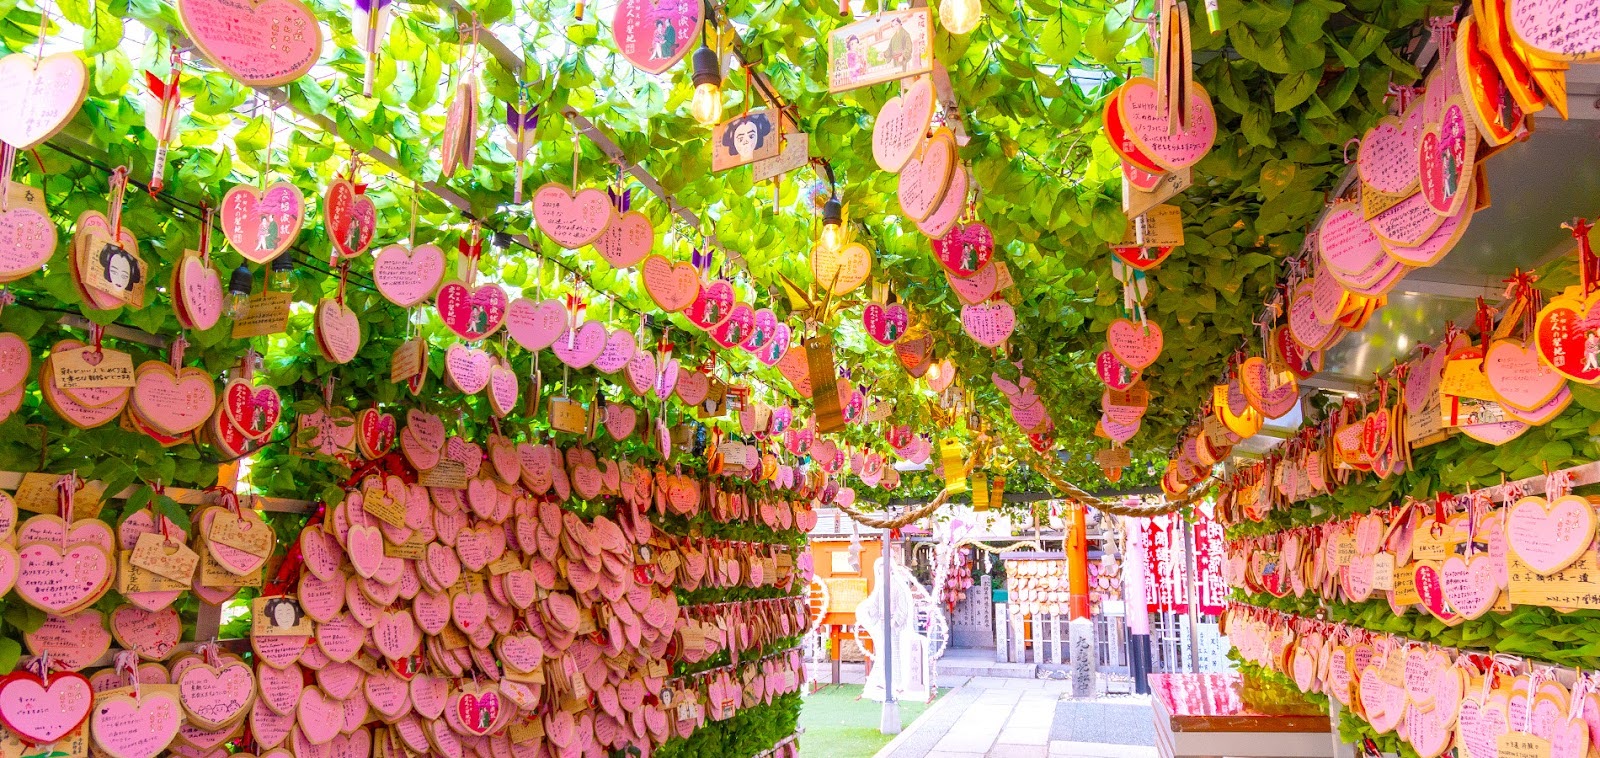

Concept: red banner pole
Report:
left=1067, top=502, right=1091, bottom=619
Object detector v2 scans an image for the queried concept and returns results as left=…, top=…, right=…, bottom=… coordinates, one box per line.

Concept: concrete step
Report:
left=939, top=661, right=1038, bottom=678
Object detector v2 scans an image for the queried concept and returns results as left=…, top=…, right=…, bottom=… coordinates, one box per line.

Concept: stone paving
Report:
left=873, top=676, right=1159, bottom=758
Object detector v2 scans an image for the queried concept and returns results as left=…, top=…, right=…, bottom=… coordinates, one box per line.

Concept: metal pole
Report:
left=1122, top=516, right=1152, bottom=694
left=880, top=528, right=901, bottom=734
left=1182, top=521, right=1201, bottom=673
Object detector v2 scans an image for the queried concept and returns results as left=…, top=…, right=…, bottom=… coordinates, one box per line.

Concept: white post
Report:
left=994, top=602, right=1008, bottom=662
left=880, top=530, right=900, bottom=735
left=1011, top=611, right=1027, bottom=663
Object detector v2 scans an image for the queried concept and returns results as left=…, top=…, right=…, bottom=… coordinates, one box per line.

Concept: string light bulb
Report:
left=819, top=196, right=843, bottom=252
left=689, top=44, right=723, bottom=126
left=940, top=0, right=982, bottom=35
left=226, top=264, right=253, bottom=319
left=269, top=250, right=295, bottom=291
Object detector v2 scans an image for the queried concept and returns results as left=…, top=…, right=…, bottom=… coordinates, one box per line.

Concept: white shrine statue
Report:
left=856, top=556, right=932, bottom=702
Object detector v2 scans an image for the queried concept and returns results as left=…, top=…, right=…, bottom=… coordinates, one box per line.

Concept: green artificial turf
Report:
left=797, top=684, right=942, bottom=758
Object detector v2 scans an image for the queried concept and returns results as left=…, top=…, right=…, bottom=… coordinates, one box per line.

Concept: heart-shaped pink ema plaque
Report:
left=176, top=255, right=223, bottom=331
left=0, top=670, right=93, bottom=744
left=177, top=660, right=255, bottom=728
left=593, top=328, right=637, bottom=374
left=220, top=182, right=305, bottom=264
left=1239, top=358, right=1299, bottom=420
left=436, top=281, right=507, bottom=341
left=655, top=357, right=681, bottom=400
left=757, top=323, right=791, bottom=367
left=810, top=243, right=872, bottom=296
left=776, top=344, right=812, bottom=395
left=960, top=301, right=1015, bottom=348
left=611, top=0, right=702, bottom=74
left=686, top=279, right=735, bottom=330
left=946, top=263, right=997, bottom=305
left=640, top=254, right=700, bottom=312
left=222, top=379, right=281, bottom=442
left=131, top=364, right=216, bottom=437
left=449, top=687, right=502, bottom=736
left=872, top=77, right=936, bottom=173
left=1096, top=350, right=1138, bottom=390
left=676, top=366, right=710, bottom=406
left=0, top=52, right=87, bottom=150
left=1413, top=562, right=1458, bottom=622
left=111, top=605, right=181, bottom=661
left=1118, top=77, right=1217, bottom=171
left=444, top=345, right=492, bottom=395
left=0, top=205, right=57, bottom=282
left=593, top=209, right=653, bottom=268
left=711, top=303, right=755, bottom=348
left=1508, top=0, right=1600, bottom=61
left=506, top=297, right=566, bottom=353
left=932, top=223, right=994, bottom=279
left=918, top=163, right=969, bottom=240
left=1505, top=494, right=1596, bottom=575
left=324, top=180, right=376, bottom=259
left=604, top=404, right=637, bottom=441
left=624, top=349, right=657, bottom=396
left=1440, top=554, right=1498, bottom=620
left=1319, top=202, right=1389, bottom=279
left=553, top=321, right=607, bottom=369
left=741, top=308, right=780, bottom=352
left=1486, top=338, right=1567, bottom=413
left=863, top=303, right=909, bottom=346
left=177, top=0, right=322, bottom=86
left=25, top=610, right=107, bottom=671
left=91, top=688, right=182, bottom=758
left=533, top=185, right=611, bottom=249
left=1106, top=318, right=1162, bottom=370
left=1011, top=398, right=1049, bottom=432
left=316, top=299, right=362, bottom=364
left=1418, top=101, right=1476, bottom=218
left=17, top=540, right=109, bottom=614
left=897, top=132, right=955, bottom=221
left=1356, top=115, right=1421, bottom=196
left=373, top=243, right=446, bottom=308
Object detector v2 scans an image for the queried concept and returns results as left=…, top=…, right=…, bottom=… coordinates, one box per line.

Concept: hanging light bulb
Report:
left=689, top=43, right=723, bottom=126
left=269, top=250, right=295, bottom=291
left=819, top=196, right=843, bottom=252
left=940, top=0, right=982, bottom=35
left=226, top=264, right=253, bottom=319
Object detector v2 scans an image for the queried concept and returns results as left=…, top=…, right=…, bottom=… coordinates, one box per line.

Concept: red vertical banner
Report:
left=1143, top=514, right=1188, bottom=613
left=1193, top=510, right=1227, bottom=616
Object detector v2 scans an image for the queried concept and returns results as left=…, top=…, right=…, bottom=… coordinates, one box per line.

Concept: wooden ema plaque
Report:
left=807, top=333, right=844, bottom=433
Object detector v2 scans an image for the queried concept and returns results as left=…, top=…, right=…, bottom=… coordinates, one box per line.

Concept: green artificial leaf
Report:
left=0, top=638, right=18, bottom=675
left=1038, top=12, right=1083, bottom=66
left=154, top=494, right=190, bottom=533
left=1257, top=159, right=1296, bottom=199
left=1238, top=0, right=1292, bottom=32
left=81, top=0, right=123, bottom=55
left=1375, top=43, right=1420, bottom=82
left=92, top=49, right=130, bottom=95
left=1273, top=71, right=1318, bottom=112
left=3, top=604, right=44, bottom=635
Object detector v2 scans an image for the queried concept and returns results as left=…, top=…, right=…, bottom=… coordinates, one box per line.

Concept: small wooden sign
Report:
left=1119, top=204, right=1185, bottom=248
left=51, top=346, right=136, bottom=389
left=826, top=9, right=934, bottom=93
left=807, top=334, right=843, bottom=434
left=231, top=290, right=293, bottom=338
left=1123, top=166, right=1191, bottom=218
left=1096, top=447, right=1132, bottom=468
